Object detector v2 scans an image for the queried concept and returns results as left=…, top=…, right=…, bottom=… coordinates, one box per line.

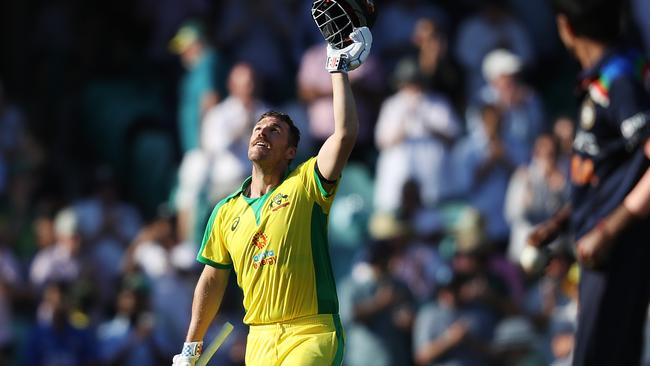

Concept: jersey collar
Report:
left=238, top=166, right=293, bottom=198
left=578, top=47, right=618, bottom=90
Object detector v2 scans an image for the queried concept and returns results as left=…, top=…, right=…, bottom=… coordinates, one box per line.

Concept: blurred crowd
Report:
left=1, top=0, right=650, bottom=365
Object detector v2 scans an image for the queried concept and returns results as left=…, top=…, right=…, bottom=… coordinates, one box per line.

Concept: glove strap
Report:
left=181, top=341, right=203, bottom=357
left=327, top=54, right=348, bottom=73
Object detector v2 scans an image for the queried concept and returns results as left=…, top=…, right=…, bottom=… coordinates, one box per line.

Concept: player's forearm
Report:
left=623, top=167, right=650, bottom=216
left=332, top=72, right=359, bottom=145
left=601, top=140, right=650, bottom=235
left=600, top=168, right=650, bottom=236
left=317, top=73, right=358, bottom=181
left=623, top=139, right=650, bottom=217
left=185, top=266, right=230, bottom=342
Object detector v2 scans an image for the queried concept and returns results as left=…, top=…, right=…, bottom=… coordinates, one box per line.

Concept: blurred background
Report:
left=1, top=0, right=649, bottom=365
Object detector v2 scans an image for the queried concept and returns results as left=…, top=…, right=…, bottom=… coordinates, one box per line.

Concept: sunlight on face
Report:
left=247, top=117, right=291, bottom=164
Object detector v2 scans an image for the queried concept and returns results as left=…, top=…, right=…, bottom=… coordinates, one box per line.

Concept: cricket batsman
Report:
left=172, top=1, right=375, bottom=364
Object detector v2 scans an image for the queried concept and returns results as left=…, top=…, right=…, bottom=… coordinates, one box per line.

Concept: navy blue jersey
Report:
left=571, top=49, right=650, bottom=239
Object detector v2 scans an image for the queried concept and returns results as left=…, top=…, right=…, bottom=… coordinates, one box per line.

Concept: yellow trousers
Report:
left=245, top=314, right=345, bottom=366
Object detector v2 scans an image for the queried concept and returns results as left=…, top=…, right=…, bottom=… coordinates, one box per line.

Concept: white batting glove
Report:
left=172, top=341, right=202, bottom=366
left=326, top=27, right=372, bottom=73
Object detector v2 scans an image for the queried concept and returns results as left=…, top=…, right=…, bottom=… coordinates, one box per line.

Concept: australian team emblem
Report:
left=269, top=193, right=290, bottom=212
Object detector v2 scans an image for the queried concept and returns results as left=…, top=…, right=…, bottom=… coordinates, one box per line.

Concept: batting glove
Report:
left=172, top=341, right=202, bottom=366
left=326, top=26, right=372, bottom=73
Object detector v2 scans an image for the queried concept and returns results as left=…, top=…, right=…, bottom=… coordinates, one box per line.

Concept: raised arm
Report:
left=317, top=73, right=358, bottom=181
left=173, top=265, right=230, bottom=365
left=316, top=27, right=372, bottom=182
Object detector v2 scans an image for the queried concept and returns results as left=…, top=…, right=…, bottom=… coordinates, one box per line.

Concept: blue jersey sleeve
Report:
left=609, top=76, right=650, bottom=149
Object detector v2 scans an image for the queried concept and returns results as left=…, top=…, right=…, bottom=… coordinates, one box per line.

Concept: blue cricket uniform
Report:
left=570, top=48, right=650, bottom=366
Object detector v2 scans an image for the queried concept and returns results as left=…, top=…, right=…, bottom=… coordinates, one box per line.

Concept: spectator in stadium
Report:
left=341, top=240, right=416, bottom=366
left=29, top=208, right=83, bottom=290
left=374, top=57, right=461, bottom=213
left=549, top=320, right=575, bottom=366
left=24, top=281, right=99, bottom=366
left=522, top=248, right=577, bottom=363
left=490, top=316, right=546, bottom=366
left=505, top=134, right=570, bottom=263
left=454, top=0, right=535, bottom=102
left=475, top=48, right=545, bottom=166
left=451, top=245, right=517, bottom=320
left=452, top=104, right=514, bottom=247
left=411, top=17, right=465, bottom=112
left=388, top=180, right=448, bottom=304
left=413, top=275, right=494, bottom=366
left=73, top=167, right=142, bottom=307
left=170, top=20, right=221, bottom=153
left=33, top=213, right=56, bottom=253
left=123, top=212, right=177, bottom=280
left=97, top=286, right=163, bottom=366
left=74, top=167, right=141, bottom=248
left=551, top=116, right=575, bottom=174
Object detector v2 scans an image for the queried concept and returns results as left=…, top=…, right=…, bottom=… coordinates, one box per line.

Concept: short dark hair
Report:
left=552, top=0, right=624, bottom=44
left=257, top=111, right=301, bottom=148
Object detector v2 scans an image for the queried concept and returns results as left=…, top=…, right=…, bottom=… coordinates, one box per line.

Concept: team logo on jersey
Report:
left=580, top=99, right=596, bottom=131
left=251, top=232, right=268, bottom=249
left=620, top=112, right=649, bottom=144
left=573, top=130, right=600, bottom=156
left=269, top=193, right=290, bottom=212
left=231, top=217, right=240, bottom=231
left=252, top=250, right=277, bottom=269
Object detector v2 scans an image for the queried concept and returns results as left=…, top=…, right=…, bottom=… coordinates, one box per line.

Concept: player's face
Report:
left=248, top=117, right=296, bottom=164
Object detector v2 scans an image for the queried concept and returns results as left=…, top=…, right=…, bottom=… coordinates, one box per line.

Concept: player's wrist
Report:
left=595, top=220, right=612, bottom=241
left=326, top=51, right=350, bottom=74
left=181, top=341, right=203, bottom=357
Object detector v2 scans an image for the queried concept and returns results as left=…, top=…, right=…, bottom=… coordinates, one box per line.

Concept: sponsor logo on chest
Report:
left=252, top=250, right=277, bottom=269
left=249, top=231, right=277, bottom=269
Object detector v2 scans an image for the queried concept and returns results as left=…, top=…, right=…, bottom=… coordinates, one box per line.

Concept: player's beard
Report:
left=248, top=142, right=271, bottom=162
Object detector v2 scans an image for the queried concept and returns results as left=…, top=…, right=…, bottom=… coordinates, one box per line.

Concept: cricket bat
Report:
left=196, top=322, right=234, bottom=366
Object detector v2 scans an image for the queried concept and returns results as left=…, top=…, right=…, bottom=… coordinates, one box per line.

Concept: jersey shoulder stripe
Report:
left=196, top=190, right=241, bottom=268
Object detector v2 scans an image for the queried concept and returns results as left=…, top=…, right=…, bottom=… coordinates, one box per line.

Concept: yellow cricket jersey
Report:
left=197, top=157, right=340, bottom=325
